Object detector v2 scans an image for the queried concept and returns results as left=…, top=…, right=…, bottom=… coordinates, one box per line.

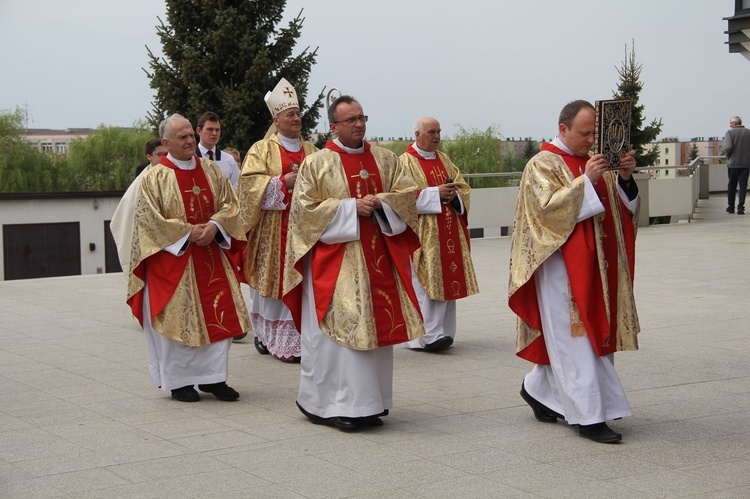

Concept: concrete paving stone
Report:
left=107, top=453, right=232, bottom=482
left=171, top=428, right=268, bottom=452
left=0, top=477, right=67, bottom=499
left=404, top=474, right=530, bottom=498
left=40, top=467, right=134, bottom=494
left=611, top=468, right=728, bottom=496
left=157, top=467, right=275, bottom=496
left=75, top=482, right=188, bottom=499
left=0, top=195, right=748, bottom=498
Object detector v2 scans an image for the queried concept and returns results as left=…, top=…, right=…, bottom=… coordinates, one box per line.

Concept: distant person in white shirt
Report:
left=195, top=111, right=241, bottom=188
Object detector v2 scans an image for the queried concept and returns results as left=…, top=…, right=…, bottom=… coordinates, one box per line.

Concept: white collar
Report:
left=167, top=153, right=196, bottom=170
left=412, top=142, right=436, bottom=160
left=198, top=143, right=215, bottom=156
left=277, top=133, right=302, bottom=152
left=552, top=136, right=574, bottom=155
left=334, top=138, right=364, bottom=154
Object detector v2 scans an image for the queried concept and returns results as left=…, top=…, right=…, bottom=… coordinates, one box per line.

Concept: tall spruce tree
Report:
left=144, top=1, right=323, bottom=153
left=612, top=41, right=662, bottom=167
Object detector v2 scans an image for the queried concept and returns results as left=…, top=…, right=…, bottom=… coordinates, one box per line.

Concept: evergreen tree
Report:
left=144, top=1, right=323, bottom=154
left=522, top=139, right=538, bottom=160
left=688, top=142, right=699, bottom=161
left=612, top=41, right=662, bottom=167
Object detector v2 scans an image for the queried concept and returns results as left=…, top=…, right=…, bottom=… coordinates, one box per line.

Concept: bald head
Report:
left=414, top=117, right=441, bottom=152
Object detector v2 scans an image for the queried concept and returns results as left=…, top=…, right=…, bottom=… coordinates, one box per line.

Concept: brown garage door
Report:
left=3, top=222, right=81, bottom=280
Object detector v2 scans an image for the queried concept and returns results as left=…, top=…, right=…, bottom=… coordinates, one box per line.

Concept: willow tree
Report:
left=144, top=1, right=323, bottom=153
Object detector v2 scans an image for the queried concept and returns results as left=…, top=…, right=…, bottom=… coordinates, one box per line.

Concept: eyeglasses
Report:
left=331, top=115, right=368, bottom=125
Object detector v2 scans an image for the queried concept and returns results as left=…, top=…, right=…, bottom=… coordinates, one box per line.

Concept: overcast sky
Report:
left=1, top=0, right=747, bottom=142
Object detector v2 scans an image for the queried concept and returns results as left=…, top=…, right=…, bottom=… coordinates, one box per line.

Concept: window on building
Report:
left=40, top=142, right=53, bottom=153
left=665, top=147, right=669, bottom=154
left=743, top=0, right=750, bottom=11
left=665, top=170, right=669, bottom=176
left=55, top=143, right=67, bottom=154
left=665, top=159, right=669, bottom=165
left=657, top=159, right=661, bottom=165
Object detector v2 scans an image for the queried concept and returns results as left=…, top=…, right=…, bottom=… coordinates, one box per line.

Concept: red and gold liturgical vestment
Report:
left=400, top=145, right=478, bottom=301
left=508, top=142, right=639, bottom=364
left=127, top=155, right=250, bottom=346
left=283, top=141, right=425, bottom=350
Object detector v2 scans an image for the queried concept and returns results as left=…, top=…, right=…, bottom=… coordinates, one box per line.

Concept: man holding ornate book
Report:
left=508, top=99, right=640, bottom=443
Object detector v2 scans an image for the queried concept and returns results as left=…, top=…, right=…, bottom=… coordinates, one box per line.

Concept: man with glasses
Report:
left=283, top=95, right=425, bottom=431
left=135, top=137, right=167, bottom=177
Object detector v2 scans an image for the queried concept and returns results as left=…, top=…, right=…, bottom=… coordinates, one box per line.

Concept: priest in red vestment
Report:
left=400, top=117, right=478, bottom=352
left=508, top=100, right=640, bottom=443
left=126, top=114, right=250, bottom=403
left=283, top=96, right=425, bottom=430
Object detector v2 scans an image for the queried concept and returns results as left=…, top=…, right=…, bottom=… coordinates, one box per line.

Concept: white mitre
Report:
left=265, top=78, right=299, bottom=117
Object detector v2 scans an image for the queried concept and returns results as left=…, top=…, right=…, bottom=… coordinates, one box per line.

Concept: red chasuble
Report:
left=406, top=145, right=472, bottom=299
left=514, top=142, right=636, bottom=364
left=130, top=155, right=244, bottom=343
left=276, top=145, right=307, bottom=298
left=306, top=141, right=421, bottom=347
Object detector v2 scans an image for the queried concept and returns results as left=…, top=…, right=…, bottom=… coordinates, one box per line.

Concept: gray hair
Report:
left=159, top=113, right=188, bottom=139
left=413, top=119, right=426, bottom=134
left=731, top=116, right=742, bottom=126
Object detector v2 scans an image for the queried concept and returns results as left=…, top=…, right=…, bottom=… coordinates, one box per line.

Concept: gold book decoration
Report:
left=595, top=99, right=631, bottom=169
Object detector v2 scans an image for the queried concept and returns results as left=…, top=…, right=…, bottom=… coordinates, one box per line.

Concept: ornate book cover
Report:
left=594, top=99, right=631, bottom=169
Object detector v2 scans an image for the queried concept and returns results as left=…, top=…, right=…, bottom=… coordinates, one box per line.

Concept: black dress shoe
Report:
left=277, top=355, right=301, bottom=363
left=254, top=337, right=270, bottom=355
left=423, top=336, right=453, bottom=352
left=727, top=206, right=735, bottom=214
left=520, top=381, right=563, bottom=423
left=579, top=422, right=622, bottom=443
left=233, top=332, right=248, bottom=342
left=198, top=382, right=239, bottom=401
left=334, top=417, right=358, bottom=431
left=296, top=401, right=334, bottom=426
left=171, top=385, right=199, bottom=402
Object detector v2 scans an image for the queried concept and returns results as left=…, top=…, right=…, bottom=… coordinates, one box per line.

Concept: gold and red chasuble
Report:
left=406, top=145, right=471, bottom=299
left=309, top=141, right=418, bottom=347
left=145, top=155, right=244, bottom=343
left=276, top=145, right=307, bottom=297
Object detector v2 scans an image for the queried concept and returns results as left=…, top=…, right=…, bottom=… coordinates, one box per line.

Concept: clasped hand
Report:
left=439, top=182, right=457, bottom=203
left=356, top=194, right=382, bottom=217
left=188, top=222, right=218, bottom=247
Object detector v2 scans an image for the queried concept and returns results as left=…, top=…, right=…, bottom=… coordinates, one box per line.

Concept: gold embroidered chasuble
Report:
left=508, top=148, right=639, bottom=359
left=399, top=150, right=479, bottom=301
left=283, top=145, right=425, bottom=350
left=126, top=158, right=250, bottom=347
left=238, top=134, right=318, bottom=298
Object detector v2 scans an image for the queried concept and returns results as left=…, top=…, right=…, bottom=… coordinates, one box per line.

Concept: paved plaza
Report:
left=1, top=194, right=749, bottom=498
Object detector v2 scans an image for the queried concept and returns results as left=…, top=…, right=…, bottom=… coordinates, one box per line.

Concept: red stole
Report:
left=304, top=141, right=420, bottom=347
left=406, top=145, right=471, bottom=299
left=130, top=155, right=243, bottom=343
left=275, top=144, right=307, bottom=298
left=515, top=142, right=634, bottom=364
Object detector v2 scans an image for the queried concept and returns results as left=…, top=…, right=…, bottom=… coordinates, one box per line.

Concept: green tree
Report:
left=64, top=125, right=154, bottom=191
left=612, top=41, right=662, bottom=167
left=688, top=142, right=699, bottom=161
left=441, top=126, right=507, bottom=188
left=377, top=140, right=410, bottom=157
left=145, top=1, right=323, bottom=153
left=0, top=108, right=61, bottom=193
left=522, top=139, right=538, bottom=160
